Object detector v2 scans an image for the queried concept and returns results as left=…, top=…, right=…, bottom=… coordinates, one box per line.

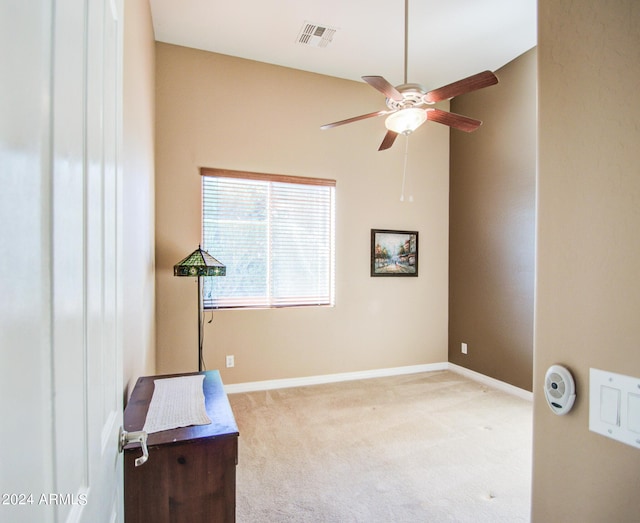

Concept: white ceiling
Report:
left=149, top=0, right=536, bottom=93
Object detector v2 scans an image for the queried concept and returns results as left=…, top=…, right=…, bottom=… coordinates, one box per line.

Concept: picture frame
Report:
left=371, top=229, right=419, bottom=277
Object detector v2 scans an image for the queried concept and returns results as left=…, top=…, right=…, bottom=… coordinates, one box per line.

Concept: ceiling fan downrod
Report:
left=403, top=0, right=409, bottom=85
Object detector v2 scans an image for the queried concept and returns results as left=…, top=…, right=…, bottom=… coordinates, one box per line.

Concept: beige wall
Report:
left=533, top=1, right=640, bottom=521
left=449, top=49, right=537, bottom=391
left=123, top=0, right=156, bottom=396
left=155, top=43, right=450, bottom=383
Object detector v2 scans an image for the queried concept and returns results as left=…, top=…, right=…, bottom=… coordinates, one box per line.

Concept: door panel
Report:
left=51, top=0, right=89, bottom=517
left=0, top=1, right=124, bottom=522
left=76, top=0, right=125, bottom=521
left=84, top=0, right=124, bottom=520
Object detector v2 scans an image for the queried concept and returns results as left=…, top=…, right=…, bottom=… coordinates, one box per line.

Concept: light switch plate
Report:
left=589, top=368, right=640, bottom=449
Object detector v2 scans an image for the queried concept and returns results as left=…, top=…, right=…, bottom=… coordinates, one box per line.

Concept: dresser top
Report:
left=124, top=370, right=238, bottom=446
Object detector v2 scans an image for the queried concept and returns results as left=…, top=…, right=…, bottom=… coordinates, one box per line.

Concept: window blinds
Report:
left=201, top=168, right=335, bottom=309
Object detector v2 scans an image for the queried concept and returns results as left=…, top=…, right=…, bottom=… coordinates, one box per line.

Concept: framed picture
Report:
left=371, top=229, right=419, bottom=277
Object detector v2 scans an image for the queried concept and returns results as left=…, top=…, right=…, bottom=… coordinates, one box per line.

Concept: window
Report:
left=201, top=168, right=336, bottom=309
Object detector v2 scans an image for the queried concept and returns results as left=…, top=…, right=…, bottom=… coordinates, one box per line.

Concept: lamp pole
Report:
left=197, top=275, right=203, bottom=372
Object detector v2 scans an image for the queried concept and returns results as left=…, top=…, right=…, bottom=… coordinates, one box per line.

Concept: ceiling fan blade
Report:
left=427, top=109, right=482, bottom=132
left=320, top=110, right=392, bottom=130
left=424, top=70, right=498, bottom=103
left=378, top=130, right=398, bottom=151
left=362, top=76, right=404, bottom=101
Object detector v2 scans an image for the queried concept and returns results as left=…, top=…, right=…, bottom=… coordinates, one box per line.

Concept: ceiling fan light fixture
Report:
left=385, top=108, right=427, bottom=135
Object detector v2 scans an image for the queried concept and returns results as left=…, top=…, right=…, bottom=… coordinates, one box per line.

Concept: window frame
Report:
left=200, top=167, right=336, bottom=310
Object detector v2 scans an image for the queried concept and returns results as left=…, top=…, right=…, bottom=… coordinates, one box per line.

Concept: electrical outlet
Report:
left=226, top=355, right=235, bottom=368
left=461, top=343, right=468, bottom=355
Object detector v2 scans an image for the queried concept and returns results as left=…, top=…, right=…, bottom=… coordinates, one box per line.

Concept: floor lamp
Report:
left=174, top=245, right=226, bottom=371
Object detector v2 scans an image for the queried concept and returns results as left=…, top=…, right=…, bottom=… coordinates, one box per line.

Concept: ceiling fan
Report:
left=320, top=0, right=499, bottom=151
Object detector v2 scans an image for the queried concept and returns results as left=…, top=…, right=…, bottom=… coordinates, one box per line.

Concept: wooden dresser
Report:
left=123, top=370, right=239, bottom=522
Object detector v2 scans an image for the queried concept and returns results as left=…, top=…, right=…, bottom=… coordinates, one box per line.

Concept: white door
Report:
left=0, top=1, right=124, bottom=522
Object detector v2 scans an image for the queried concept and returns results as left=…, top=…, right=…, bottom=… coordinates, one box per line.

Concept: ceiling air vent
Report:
left=296, top=22, right=337, bottom=48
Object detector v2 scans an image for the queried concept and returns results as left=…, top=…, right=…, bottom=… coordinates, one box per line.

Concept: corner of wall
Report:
left=122, top=0, right=157, bottom=398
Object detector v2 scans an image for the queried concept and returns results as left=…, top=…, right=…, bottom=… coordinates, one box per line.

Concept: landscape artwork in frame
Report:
left=371, top=229, right=418, bottom=277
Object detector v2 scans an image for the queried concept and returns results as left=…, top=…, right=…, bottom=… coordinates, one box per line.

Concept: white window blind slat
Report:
left=201, top=171, right=335, bottom=309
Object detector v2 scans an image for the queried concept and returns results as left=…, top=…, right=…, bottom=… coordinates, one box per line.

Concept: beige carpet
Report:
left=228, top=370, right=532, bottom=522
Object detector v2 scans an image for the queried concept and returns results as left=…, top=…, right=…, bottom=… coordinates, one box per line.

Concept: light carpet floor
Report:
left=228, top=370, right=532, bottom=522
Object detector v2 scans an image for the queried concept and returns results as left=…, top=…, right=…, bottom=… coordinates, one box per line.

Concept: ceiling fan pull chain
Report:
left=400, top=136, right=411, bottom=202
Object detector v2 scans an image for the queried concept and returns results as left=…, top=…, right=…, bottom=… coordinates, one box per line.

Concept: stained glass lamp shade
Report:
left=173, top=246, right=226, bottom=277
left=174, top=246, right=226, bottom=371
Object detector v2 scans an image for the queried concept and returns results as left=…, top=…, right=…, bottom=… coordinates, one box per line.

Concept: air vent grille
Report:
left=297, top=22, right=337, bottom=48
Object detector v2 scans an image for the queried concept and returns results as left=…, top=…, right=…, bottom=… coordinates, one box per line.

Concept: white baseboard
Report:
left=448, top=363, right=533, bottom=401
left=224, top=361, right=532, bottom=400
left=224, top=362, right=448, bottom=394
